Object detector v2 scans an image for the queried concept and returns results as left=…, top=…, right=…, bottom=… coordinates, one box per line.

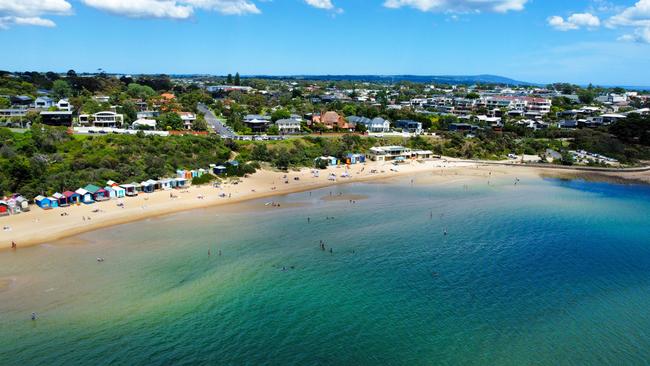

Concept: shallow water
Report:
left=1, top=175, right=650, bottom=365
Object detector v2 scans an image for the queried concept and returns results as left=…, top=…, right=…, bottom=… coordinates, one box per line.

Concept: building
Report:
left=395, top=120, right=423, bottom=134
left=0, top=109, right=27, bottom=118
left=275, top=118, right=301, bottom=134
left=178, top=112, right=197, bottom=130
left=317, top=111, right=350, bottom=130
left=449, top=123, right=480, bottom=132
left=34, top=96, right=54, bottom=109
left=79, top=111, right=124, bottom=128
left=57, top=99, right=72, bottom=112
left=132, top=118, right=157, bottom=129
left=40, top=111, right=73, bottom=126
left=367, top=146, right=411, bottom=161
left=243, top=114, right=272, bottom=133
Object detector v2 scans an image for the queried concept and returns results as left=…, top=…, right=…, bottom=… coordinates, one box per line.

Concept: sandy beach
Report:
left=1, top=159, right=647, bottom=250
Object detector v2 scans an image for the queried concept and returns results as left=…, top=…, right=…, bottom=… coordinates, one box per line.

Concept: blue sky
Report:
left=1, top=0, right=650, bottom=85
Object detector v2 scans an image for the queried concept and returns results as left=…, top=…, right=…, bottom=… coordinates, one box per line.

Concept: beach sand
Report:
left=1, top=159, right=646, bottom=250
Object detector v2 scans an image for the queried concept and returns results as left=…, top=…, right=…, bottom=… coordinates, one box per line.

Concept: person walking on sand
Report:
left=11, top=241, right=17, bottom=249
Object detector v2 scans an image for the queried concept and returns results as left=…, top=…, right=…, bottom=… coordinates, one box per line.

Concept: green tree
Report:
left=158, top=112, right=183, bottom=130
left=52, top=79, right=72, bottom=100
left=234, top=72, right=241, bottom=86
left=191, top=116, right=209, bottom=131
left=127, top=83, right=156, bottom=99
left=0, top=97, right=9, bottom=109
left=226, top=74, right=233, bottom=85
left=271, top=108, right=291, bottom=122
left=267, top=124, right=280, bottom=135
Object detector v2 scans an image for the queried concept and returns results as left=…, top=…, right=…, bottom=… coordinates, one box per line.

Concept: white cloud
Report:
left=82, top=0, right=192, bottom=19
left=0, top=0, right=71, bottom=28
left=185, top=0, right=260, bottom=15
left=383, top=0, right=528, bottom=13
left=618, top=27, right=650, bottom=43
left=548, top=13, right=600, bottom=31
left=304, top=0, right=334, bottom=10
left=605, top=0, right=650, bottom=44
left=81, top=0, right=260, bottom=19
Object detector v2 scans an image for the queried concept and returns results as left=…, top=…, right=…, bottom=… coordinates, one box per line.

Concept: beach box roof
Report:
left=35, top=195, right=46, bottom=201
left=63, top=191, right=80, bottom=198
left=75, top=188, right=89, bottom=195
left=84, top=184, right=101, bottom=193
left=52, top=192, right=64, bottom=199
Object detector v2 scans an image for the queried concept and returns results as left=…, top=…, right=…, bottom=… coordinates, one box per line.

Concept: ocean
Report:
left=1, top=174, right=650, bottom=365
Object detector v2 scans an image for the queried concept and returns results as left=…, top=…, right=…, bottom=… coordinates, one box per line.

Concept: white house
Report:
left=57, top=99, right=72, bottom=112
left=275, top=118, right=301, bottom=134
left=132, top=118, right=157, bottom=129
left=34, top=97, right=54, bottom=109
left=178, top=112, right=196, bottom=130
left=79, top=111, right=124, bottom=128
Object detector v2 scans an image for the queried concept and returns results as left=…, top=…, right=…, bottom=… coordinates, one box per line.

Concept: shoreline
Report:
left=1, top=159, right=648, bottom=250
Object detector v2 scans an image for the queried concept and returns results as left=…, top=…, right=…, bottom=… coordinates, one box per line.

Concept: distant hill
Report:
left=246, top=74, right=537, bottom=86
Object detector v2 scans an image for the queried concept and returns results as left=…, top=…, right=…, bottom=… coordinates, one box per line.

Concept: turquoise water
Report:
left=1, top=175, right=650, bottom=365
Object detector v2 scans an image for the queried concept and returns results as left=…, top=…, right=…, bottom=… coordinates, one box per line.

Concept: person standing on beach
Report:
left=11, top=241, right=17, bottom=249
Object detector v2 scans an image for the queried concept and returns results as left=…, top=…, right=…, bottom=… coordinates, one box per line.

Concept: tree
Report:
left=234, top=72, right=241, bottom=86
left=226, top=74, right=233, bottom=85
left=577, top=89, right=595, bottom=104
left=127, top=83, right=156, bottom=99
left=271, top=108, right=291, bottom=122
left=191, top=116, right=209, bottom=131
left=52, top=80, right=72, bottom=100
left=466, top=92, right=480, bottom=99
left=0, top=97, right=9, bottom=109
left=267, top=124, right=280, bottom=135
left=158, top=112, right=183, bottom=130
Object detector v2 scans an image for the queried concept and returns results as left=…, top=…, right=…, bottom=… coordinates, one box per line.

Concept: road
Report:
left=197, top=103, right=236, bottom=138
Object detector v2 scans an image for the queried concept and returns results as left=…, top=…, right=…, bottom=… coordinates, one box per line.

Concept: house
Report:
left=120, top=184, right=138, bottom=197
left=275, top=118, right=302, bottom=134
left=104, top=186, right=117, bottom=199
left=559, top=120, right=578, bottom=129
left=243, top=114, right=272, bottom=133
left=212, top=165, right=227, bottom=175
left=359, top=117, right=390, bottom=133
left=84, top=184, right=109, bottom=201
left=52, top=192, right=69, bottom=207
left=346, top=153, right=366, bottom=164
left=132, top=118, right=157, bottom=129
left=317, top=111, right=350, bottom=130
left=395, top=120, right=423, bottom=134
left=367, top=146, right=412, bottom=162
left=0, top=200, right=9, bottom=216
left=178, top=112, right=196, bottom=130
left=40, top=111, right=73, bottom=126
left=315, top=156, right=338, bottom=166
left=57, top=99, right=72, bottom=111
left=449, top=123, right=480, bottom=132
left=63, top=191, right=81, bottom=204
left=592, top=113, right=626, bottom=125
left=75, top=188, right=94, bottom=204
left=79, top=111, right=124, bottom=128
left=93, top=95, right=110, bottom=103
left=11, top=95, right=33, bottom=106
left=112, top=185, right=126, bottom=198
left=160, top=179, right=173, bottom=190
left=35, top=96, right=54, bottom=109
left=35, top=195, right=55, bottom=209
left=140, top=181, right=155, bottom=193
left=174, top=178, right=188, bottom=188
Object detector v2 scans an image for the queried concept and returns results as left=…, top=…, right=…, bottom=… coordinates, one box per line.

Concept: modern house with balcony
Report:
left=78, top=111, right=124, bottom=128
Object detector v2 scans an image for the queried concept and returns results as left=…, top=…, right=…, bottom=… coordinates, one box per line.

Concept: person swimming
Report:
left=31, top=312, right=37, bottom=320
